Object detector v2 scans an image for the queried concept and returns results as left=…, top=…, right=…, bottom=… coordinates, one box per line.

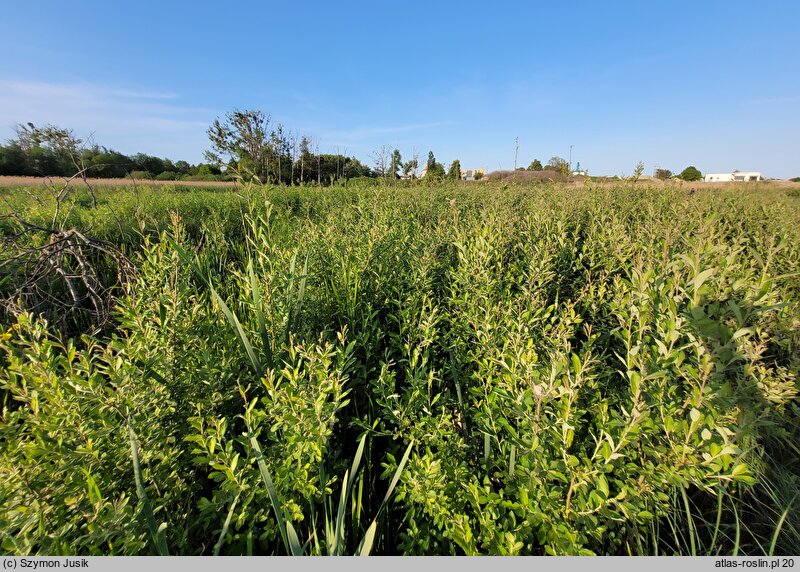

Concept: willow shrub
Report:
left=1, top=182, right=798, bottom=555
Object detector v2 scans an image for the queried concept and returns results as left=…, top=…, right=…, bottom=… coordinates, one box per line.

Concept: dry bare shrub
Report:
left=1, top=174, right=134, bottom=333
left=1, top=217, right=134, bottom=332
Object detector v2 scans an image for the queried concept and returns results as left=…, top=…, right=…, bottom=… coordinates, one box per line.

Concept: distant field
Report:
left=0, top=175, right=236, bottom=188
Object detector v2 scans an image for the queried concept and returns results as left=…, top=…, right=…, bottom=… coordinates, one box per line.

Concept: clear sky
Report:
left=1, top=1, right=799, bottom=178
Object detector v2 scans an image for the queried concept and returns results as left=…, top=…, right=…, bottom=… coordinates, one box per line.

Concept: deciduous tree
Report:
left=677, top=166, right=702, bottom=181
left=390, top=149, right=402, bottom=179
left=528, top=159, right=543, bottom=171
left=545, top=156, right=568, bottom=172
left=448, top=159, right=461, bottom=180
left=206, top=109, right=270, bottom=181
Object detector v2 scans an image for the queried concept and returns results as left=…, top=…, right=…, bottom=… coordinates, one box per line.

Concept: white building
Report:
left=461, top=168, right=485, bottom=181
left=704, top=171, right=763, bottom=182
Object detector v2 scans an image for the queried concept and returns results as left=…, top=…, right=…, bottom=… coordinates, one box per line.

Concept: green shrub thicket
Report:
left=1, top=182, right=798, bottom=555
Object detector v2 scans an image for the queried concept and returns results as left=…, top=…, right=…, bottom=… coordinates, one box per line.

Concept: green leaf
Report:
left=571, top=353, right=581, bottom=374
left=597, top=474, right=609, bottom=498
left=731, top=463, right=749, bottom=477
left=731, top=327, right=754, bottom=341
left=692, top=268, right=715, bottom=294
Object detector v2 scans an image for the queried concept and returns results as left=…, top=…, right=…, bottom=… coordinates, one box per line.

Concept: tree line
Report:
left=0, top=116, right=375, bottom=185
left=0, top=123, right=229, bottom=181
left=205, top=109, right=464, bottom=184
left=2, top=110, right=509, bottom=185
left=522, top=157, right=569, bottom=174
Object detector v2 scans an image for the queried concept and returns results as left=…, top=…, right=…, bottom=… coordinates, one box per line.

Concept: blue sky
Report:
left=2, top=1, right=799, bottom=178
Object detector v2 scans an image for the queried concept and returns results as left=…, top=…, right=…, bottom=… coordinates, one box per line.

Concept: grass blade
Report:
left=284, top=251, right=298, bottom=347
left=356, top=439, right=414, bottom=555
left=283, top=248, right=310, bottom=347
left=250, top=435, right=291, bottom=554
left=769, top=493, right=798, bottom=556
left=358, top=521, right=377, bottom=556
left=680, top=486, right=697, bottom=556
left=353, top=474, right=364, bottom=545
left=127, top=419, right=169, bottom=556
left=213, top=494, right=240, bottom=556
left=294, top=248, right=310, bottom=329
left=248, top=259, right=274, bottom=369
left=449, top=349, right=468, bottom=438
left=350, top=434, right=367, bottom=490
left=286, top=521, right=304, bottom=556
left=333, top=469, right=350, bottom=555
left=173, top=239, right=263, bottom=378
left=709, top=489, right=723, bottom=553
left=378, top=440, right=413, bottom=512
left=156, top=523, right=169, bottom=556
left=210, top=282, right=263, bottom=379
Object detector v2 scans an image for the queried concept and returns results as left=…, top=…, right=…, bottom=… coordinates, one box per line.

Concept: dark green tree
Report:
left=0, top=143, right=32, bottom=176
left=426, top=162, right=446, bottom=180
left=0, top=123, right=216, bottom=181
left=87, top=148, right=131, bottom=178
left=132, top=153, right=166, bottom=176
left=342, top=156, right=372, bottom=180
left=426, top=151, right=436, bottom=171
left=390, top=149, right=402, bottom=179
left=677, top=166, right=702, bottom=181
left=528, top=159, right=543, bottom=171
left=447, top=159, right=461, bottom=180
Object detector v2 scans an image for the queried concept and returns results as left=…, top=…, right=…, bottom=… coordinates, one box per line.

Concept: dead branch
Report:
left=2, top=223, right=134, bottom=333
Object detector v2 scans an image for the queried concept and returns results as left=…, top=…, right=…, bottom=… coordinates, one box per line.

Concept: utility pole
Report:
left=514, top=137, right=519, bottom=170
left=569, top=145, right=573, bottom=172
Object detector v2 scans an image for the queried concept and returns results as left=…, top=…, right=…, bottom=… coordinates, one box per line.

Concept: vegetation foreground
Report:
left=1, top=181, right=799, bottom=555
